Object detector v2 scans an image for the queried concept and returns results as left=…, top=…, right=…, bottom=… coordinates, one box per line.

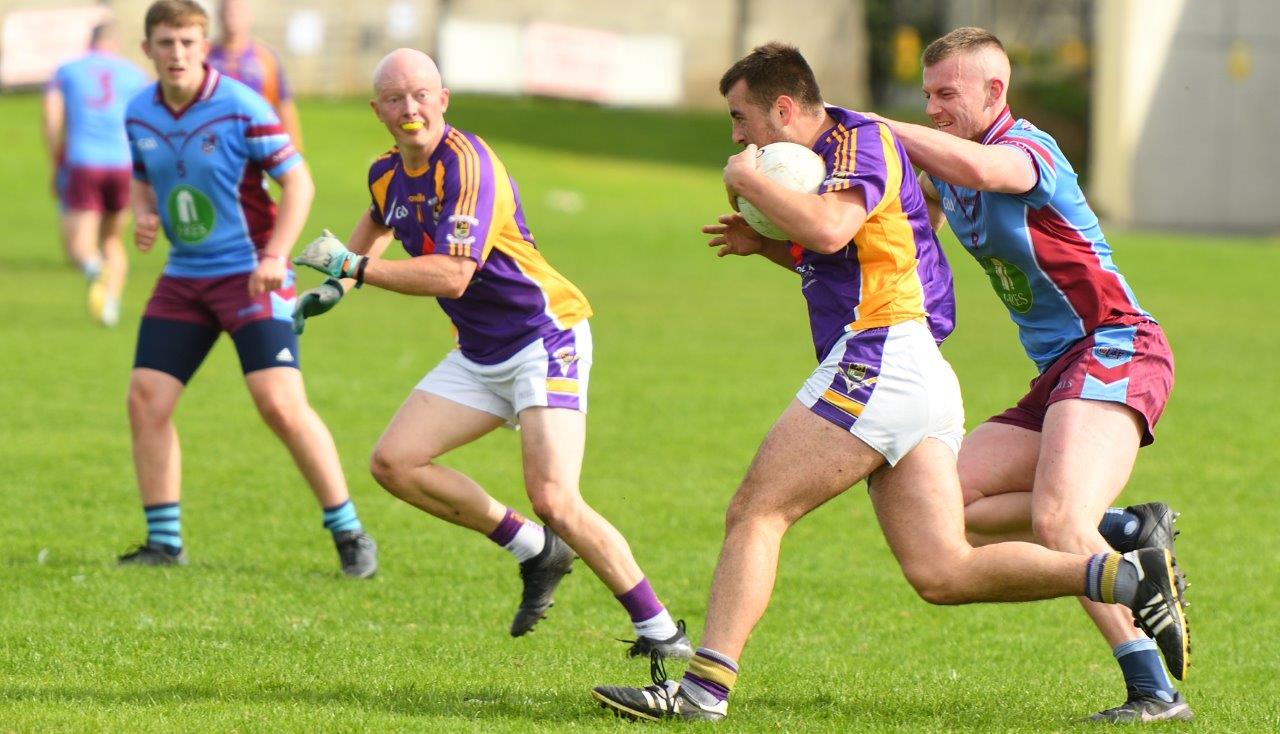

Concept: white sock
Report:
left=633, top=608, right=679, bottom=640
left=504, top=521, right=546, bottom=563
left=82, top=259, right=103, bottom=281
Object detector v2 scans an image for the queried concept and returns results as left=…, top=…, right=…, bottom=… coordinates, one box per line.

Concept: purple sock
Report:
left=616, top=577, right=665, bottom=622
left=486, top=508, right=525, bottom=547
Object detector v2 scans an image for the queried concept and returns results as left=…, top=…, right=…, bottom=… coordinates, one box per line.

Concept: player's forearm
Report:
left=362, top=255, right=475, bottom=298
left=733, top=173, right=863, bottom=254
left=132, top=180, right=158, bottom=216
left=880, top=118, right=1006, bottom=191
left=41, top=92, right=64, bottom=162
left=332, top=213, right=396, bottom=292
left=266, top=164, right=315, bottom=258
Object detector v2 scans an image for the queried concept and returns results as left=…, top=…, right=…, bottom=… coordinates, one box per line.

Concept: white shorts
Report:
left=797, top=319, right=965, bottom=465
left=415, top=321, right=592, bottom=426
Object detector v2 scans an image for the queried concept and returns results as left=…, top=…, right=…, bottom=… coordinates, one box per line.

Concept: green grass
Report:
left=1, top=92, right=1278, bottom=732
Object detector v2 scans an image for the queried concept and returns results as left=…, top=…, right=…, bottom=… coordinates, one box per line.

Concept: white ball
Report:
left=736, top=142, right=827, bottom=240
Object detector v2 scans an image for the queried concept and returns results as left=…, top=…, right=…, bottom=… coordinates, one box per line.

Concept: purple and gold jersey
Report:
left=791, top=106, right=956, bottom=360
left=208, top=42, right=291, bottom=108
left=929, top=108, right=1150, bottom=371
left=367, top=126, right=592, bottom=364
left=126, top=65, right=301, bottom=278
left=51, top=51, right=148, bottom=168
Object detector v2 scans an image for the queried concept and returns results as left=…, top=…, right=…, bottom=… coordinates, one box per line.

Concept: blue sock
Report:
left=144, top=502, right=183, bottom=554
left=1099, top=508, right=1140, bottom=551
left=322, top=500, right=363, bottom=534
left=1114, top=638, right=1177, bottom=701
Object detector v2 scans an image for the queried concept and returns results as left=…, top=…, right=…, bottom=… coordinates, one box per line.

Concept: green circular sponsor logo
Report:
left=166, top=184, right=216, bottom=243
left=980, top=256, right=1034, bottom=313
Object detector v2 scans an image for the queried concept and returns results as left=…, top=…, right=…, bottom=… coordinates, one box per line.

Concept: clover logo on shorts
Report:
left=166, top=184, right=216, bottom=243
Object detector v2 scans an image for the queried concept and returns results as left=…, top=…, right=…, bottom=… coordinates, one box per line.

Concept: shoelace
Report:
left=644, top=650, right=680, bottom=713
left=618, top=619, right=687, bottom=658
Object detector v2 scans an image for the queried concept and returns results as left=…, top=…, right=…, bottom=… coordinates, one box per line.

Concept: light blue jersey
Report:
left=126, top=65, right=301, bottom=278
left=51, top=51, right=147, bottom=168
left=931, top=108, right=1150, bottom=371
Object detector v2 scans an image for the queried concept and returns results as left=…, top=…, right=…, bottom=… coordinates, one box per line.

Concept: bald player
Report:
left=289, top=49, right=692, bottom=655
left=870, top=28, right=1190, bottom=722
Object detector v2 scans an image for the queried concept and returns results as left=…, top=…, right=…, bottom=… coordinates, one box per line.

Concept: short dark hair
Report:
left=89, top=21, right=114, bottom=48
left=718, top=42, right=823, bottom=112
left=922, top=27, right=1005, bottom=67
left=144, top=0, right=208, bottom=40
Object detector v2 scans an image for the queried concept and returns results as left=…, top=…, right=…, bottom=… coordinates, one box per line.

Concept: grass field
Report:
left=1, top=92, right=1278, bottom=732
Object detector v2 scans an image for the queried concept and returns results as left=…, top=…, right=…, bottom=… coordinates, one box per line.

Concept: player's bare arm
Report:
left=322, top=211, right=397, bottom=295
left=725, top=145, right=867, bottom=253
left=293, top=229, right=477, bottom=299
left=131, top=180, right=160, bottom=252
left=361, top=253, right=477, bottom=298
left=918, top=171, right=949, bottom=231
left=877, top=117, right=1035, bottom=194
left=41, top=87, right=65, bottom=167
left=278, top=99, right=303, bottom=153
left=250, top=161, right=315, bottom=295
left=702, top=213, right=794, bottom=269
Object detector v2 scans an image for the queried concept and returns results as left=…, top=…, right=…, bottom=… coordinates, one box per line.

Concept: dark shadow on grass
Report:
left=0, top=682, right=610, bottom=725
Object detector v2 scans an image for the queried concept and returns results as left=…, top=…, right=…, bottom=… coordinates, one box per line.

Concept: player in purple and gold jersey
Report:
left=290, top=48, right=690, bottom=653
left=208, top=0, right=301, bottom=150
left=117, top=0, right=376, bottom=579
left=872, top=28, right=1189, bottom=722
left=43, top=21, right=147, bottom=325
left=591, top=43, right=1188, bottom=724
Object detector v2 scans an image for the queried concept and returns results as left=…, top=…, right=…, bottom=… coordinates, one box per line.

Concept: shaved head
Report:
left=369, top=47, right=450, bottom=158
left=921, top=28, right=1013, bottom=141
left=372, top=48, right=441, bottom=93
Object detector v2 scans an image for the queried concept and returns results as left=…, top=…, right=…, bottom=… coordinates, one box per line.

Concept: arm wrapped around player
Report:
left=291, top=277, right=346, bottom=334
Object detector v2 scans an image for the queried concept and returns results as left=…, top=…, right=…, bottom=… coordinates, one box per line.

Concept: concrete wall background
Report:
left=0, top=0, right=871, bottom=108
left=1092, top=0, right=1279, bottom=232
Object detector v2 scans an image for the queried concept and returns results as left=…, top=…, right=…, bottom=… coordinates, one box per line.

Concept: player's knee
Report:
left=901, top=562, right=966, bottom=606
left=528, top=486, right=580, bottom=530
left=368, top=447, right=407, bottom=491
left=723, top=486, right=789, bottom=536
left=1031, top=508, right=1092, bottom=550
left=253, top=394, right=301, bottom=435
left=126, top=380, right=168, bottom=427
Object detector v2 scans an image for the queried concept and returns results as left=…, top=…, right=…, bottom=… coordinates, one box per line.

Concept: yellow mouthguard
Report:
left=400, top=121, right=424, bottom=131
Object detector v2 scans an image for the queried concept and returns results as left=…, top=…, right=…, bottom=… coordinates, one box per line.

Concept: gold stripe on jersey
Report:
left=445, top=129, right=480, bottom=221
left=370, top=167, right=395, bottom=220
left=471, top=135, right=513, bottom=263
left=866, top=123, right=903, bottom=217
left=837, top=123, right=853, bottom=176
left=491, top=238, right=593, bottom=330
left=820, top=388, right=866, bottom=417
left=846, top=128, right=924, bottom=331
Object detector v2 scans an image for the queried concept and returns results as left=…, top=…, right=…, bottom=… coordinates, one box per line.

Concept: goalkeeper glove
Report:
left=293, top=229, right=366, bottom=281
left=291, top=278, right=345, bottom=334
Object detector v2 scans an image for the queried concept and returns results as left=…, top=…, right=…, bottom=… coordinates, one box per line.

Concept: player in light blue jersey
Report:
left=43, top=21, right=147, bottom=325
left=874, top=28, right=1189, bottom=722
left=118, top=0, right=376, bottom=578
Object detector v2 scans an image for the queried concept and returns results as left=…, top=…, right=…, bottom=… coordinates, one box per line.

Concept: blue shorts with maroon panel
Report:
left=134, top=270, right=299, bottom=384
left=988, top=321, right=1174, bottom=446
